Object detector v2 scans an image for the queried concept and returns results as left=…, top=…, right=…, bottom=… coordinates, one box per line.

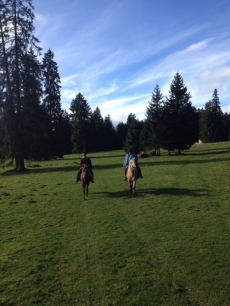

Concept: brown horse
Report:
left=80, top=164, right=91, bottom=200
left=126, top=157, right=138, bottom=196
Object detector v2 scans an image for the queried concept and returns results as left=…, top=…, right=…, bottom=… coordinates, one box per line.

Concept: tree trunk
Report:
left=15, top=156, right=26, bottom=171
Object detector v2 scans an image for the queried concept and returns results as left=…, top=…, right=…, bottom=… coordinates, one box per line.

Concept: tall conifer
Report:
left=69, top=93, right=92, bottom=153
left=42, top=49, right=63, bottom=158
left=146, top=84, right=164, bottom=155
left=162, top=73, right=198, bottom=154
left=0, top=0, right=41, bottom=170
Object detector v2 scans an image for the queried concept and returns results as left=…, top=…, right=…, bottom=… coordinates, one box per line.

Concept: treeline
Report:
left=1, top=1, right=230, bottom=171
left=70, top=73, right=230, bottom=156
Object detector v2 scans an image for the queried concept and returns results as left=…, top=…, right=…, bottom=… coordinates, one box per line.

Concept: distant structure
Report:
left=195, top=139, right=203, bottom=145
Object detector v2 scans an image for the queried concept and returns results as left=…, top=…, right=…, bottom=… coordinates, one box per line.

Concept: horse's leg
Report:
left=82, top=184, right=86, bottom=200
left=129, top=181, right=133, bottom=194
left=86, top=184, right=89, bottom=197
left=133, top=181, right=136, bottom=196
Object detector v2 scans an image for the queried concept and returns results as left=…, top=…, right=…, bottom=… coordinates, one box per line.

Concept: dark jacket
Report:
left=80, top=157, right=92, bottom=170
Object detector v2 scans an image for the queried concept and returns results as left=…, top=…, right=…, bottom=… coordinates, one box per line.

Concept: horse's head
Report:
left=129, top=157, right=136, bottom=169
left=82, top=163, right=89, bottom=170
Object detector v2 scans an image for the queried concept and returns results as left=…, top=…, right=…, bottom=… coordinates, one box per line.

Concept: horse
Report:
left=126, top=157, right=138, bottom=196
left=80, top=164, right=91, bottom=200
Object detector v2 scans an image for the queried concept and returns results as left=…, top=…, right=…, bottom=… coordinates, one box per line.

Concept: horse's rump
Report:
left=81, top=165, right=91, bottom=184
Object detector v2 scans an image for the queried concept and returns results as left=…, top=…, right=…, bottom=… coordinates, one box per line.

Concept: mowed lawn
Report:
left=1, top=142, right=230, bottom=306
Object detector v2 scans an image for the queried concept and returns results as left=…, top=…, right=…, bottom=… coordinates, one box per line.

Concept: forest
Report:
left=1, top=0, right=230, bottom=171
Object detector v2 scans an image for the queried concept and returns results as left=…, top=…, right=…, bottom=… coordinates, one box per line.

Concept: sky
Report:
left=33, top=0, right=230, bottom=125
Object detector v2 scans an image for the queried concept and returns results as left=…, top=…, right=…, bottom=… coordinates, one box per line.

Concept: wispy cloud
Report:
left=33, top=0, right=230, bottom=123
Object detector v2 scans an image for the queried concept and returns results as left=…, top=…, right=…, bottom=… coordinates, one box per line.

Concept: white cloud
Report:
left=199, top=66, right=230, bottom=92
left=33, top=0, right=230, bottom=123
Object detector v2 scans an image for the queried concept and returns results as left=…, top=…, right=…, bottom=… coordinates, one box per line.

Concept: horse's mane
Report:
left=127, top=158, right=137, bottom=178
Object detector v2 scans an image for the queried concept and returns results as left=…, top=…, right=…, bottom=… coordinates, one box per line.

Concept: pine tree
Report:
left=59, top=110, right=72, bottom=154
left=199, top=89, right=223, bottom=143
left=91, top=107, right=104, bottom=152
left=222, top=112, right=230, bottom=141
left=102, top=114, right=116, bottom=151
left=69, top=93, right=92, bottom=153
left=0, top=0, right=41, bottom=170
left=20, top=49, right=45, bottom=160
left=123, top=113, right=143, bottom=153
left=42, top=49, right=63, bottom=159
left=162, top=73, right=198, bottom=154
left=115, top=122, right=127, bottom=150
left=145, top=84, right=164, bottom=155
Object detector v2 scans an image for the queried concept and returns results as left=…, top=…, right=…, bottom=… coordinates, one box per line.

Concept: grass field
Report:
left=1, top=142, right=230, bottom=306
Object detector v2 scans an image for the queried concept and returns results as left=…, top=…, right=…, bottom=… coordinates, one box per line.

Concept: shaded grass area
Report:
left=1, top=143, right=230, bottom=305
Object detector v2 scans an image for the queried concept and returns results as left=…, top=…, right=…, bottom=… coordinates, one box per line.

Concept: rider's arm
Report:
left=123, top=154, right=128, bottom=167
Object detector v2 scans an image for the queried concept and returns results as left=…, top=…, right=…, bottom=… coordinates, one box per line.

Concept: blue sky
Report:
left=33, top=0, right=230, bottom=125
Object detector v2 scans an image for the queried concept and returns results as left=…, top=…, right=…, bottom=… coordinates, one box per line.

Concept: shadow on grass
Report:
left=63, top=152, right=125, bottom=160
left=1, top=163, right=124, bottom=176
left=184, top=149, right=230, bottom=156
left=142, top=157, right=230, bottom=167
left=1, top=146, right=229, bottom=176
left=93, top=187, right=209, bottom=198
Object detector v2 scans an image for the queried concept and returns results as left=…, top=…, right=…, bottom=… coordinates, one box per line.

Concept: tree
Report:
left=162, top=73, right=198, bottom=154
left=222, top=112, right=230, bottom=141
left=115, top=122, right=127, bottom=150
left=145, top=84, right=164, bottom=155
left=102, top=114, right=116, bottom=151
left=0, top=0, right=41, bottom=170
left=20, top=49, right=46, bottom=160
left=42, top=49, right=63, bottom=158
left=69, top=93, right=92, bottom=153
left=199, top=89, right=224, bottom=143
left=90, top=107, right=104, bottom=152
left=123, top=113, right=143, bottom=153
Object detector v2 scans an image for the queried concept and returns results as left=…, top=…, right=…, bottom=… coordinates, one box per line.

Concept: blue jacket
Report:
left=123, top=153, right=139, bottom=167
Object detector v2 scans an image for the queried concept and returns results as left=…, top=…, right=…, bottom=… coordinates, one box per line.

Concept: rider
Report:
left=76, top=153, right=94, bottom=183
left=123, top=148, right=143, bottom=181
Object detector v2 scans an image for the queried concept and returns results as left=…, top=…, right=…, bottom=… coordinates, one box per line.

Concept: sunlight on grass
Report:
left=1, top=143, right=230, bottom=305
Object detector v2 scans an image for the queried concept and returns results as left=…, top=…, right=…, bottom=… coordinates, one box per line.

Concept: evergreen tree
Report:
left=20, top=49, right=45, bottom=160
left=91, top=107, right=104, bottom=152
left=123, top=113, right=143, bottom=153
left=199, top=89, right=224, bottom=142
left=42, top=49, right=63, bottom=158
left=0, top=0, right=41, bottom=170
left=115, top=122, right=127, bottom=150
left=199, top=89, right=223, bottom=143
left=61, top=110, right=72, bottom=154
left=162, top=73, right=198, bottom=154
left=222, top=112, right=230, bottom=141
left=145, top=84, right=164, bottom=155
left=102, top=114, right=116, bottom=151
left=69, top=93, right=92, bottom=153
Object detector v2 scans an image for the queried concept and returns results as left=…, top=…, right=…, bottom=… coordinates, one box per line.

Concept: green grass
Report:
left=1, top=142, right=230, bottom=305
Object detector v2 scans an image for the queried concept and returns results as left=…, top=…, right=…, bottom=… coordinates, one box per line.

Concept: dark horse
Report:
left=80, top=164, right=91, bottom=200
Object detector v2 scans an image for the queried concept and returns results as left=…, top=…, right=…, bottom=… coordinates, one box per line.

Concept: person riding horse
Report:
left=123, top=148, right=143, bottom=181
left=76, top=153, right=94, bottom=183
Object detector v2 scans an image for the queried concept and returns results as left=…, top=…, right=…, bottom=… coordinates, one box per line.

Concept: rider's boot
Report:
left=76, top=171, right=80, bottom=183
